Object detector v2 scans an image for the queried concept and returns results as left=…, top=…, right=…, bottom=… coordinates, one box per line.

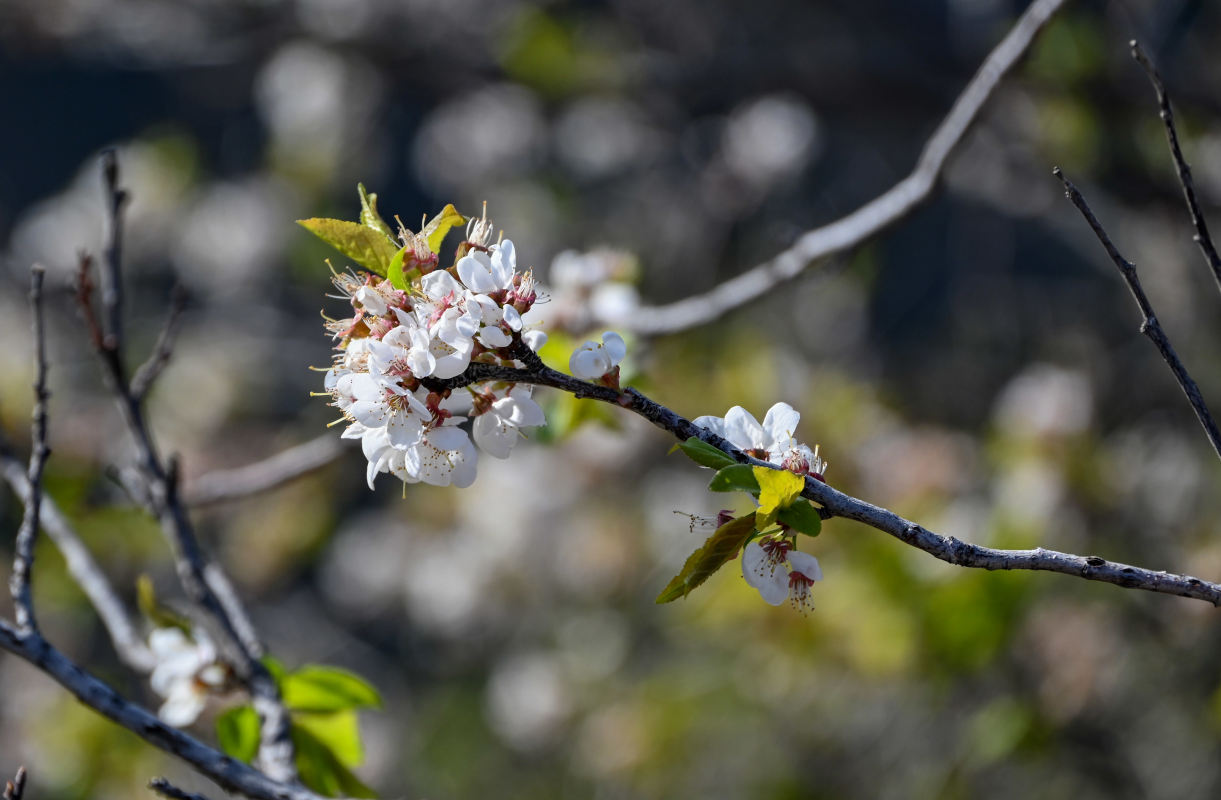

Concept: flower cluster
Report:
left=148, top=627, right=230, bottom=726
left=695, top=402, right=828, bottom=610
left=324, top=211, right=549, bottom=489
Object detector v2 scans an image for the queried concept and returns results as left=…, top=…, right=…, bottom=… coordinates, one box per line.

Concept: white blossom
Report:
left=570, top=331, right=626, bottom=380
left=693, top=402, right=801, bottom=463
left=741, top=539, right=822, bottom=612
left=148, top=628, right=227, bottom=726
left=473, top=387, right=546, bottom=458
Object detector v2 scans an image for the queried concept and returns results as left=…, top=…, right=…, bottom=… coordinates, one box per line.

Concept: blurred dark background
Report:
left=2, top=1, right=1221, bottom=798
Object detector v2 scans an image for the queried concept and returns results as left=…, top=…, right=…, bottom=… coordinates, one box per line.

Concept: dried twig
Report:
left=131, top=284, right=188, bottom=401
left=1130, top=40, right=1221, bottom=298
left=10, top=267, right=50, bottom=634
left=1055, top=168, right=1221, bottom=462
left=3, top=766, right=26, bottom=800
left=622, top=0, right=1068, bottom=336
left=79, top=156, right=297, bottom=781
left=148, top=777, right=214, bottom=800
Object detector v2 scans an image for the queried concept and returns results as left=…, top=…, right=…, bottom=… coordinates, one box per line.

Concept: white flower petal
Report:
left=787, top=551, right=822, bottom=582
left=473, top=413, right=515, bottom=459
left=601, top=331, right=627, bottom=364
left=762, top=402, right=800, bottom=447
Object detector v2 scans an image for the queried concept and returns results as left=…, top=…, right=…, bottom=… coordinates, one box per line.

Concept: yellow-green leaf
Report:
left=753, top=466, right=805, bottom=530
left=357, top=183, right=395, bottom=239
left=293, top=722, right=377, bottom=798
left=421, top=204, right=467, bottom=254
left=281, top=665, right=382, bottom=712
left=293, top=710, right=363, bottom=768
left=297, top=218, right=400, bottom=277
left=386, top=246, right=409, bottom=290
left=655, top=513, right=756, bottom=603
left=708, top=464, right=759, bottom=493
left=671, top=437, right=737, bottom=470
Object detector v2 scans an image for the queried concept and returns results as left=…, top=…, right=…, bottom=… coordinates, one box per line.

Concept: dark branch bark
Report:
left=1055, top=168, right=1221, bottom=463
left=1130, top=40, right=1221, bottom=299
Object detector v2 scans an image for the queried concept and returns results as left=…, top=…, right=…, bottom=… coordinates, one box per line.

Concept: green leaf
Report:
left=262, top=655, right=287, bottom=683
left=281, top=665, right=383, bottom=713
left=671, top=437, right=737, bottom=470
left=357, top=184, right=395, bottom=240
left=656, top=513, right=757, bottom=603
left=708, top=464, right=759, bottom=494
left=777, top=500, right=822, bottom=537
left=386, top=246, right=409, bottom=291
left=753, top=466, right=805, bottom=530
left=216, top=705, right=260, bottom=764
left=293, top=711, right=363, bottom=767
left=294, top=723, right=377, bottom=798
left=297, top=218, right=400, bottom=277
left=421, top=204, right=467, bottom=254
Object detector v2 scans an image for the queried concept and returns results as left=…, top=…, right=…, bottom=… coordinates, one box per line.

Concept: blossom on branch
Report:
left=148, top=627, right=229, bottom=726
left=741, top=538, right=823, bottom=612
left=569, top=331, right=626, bottom=381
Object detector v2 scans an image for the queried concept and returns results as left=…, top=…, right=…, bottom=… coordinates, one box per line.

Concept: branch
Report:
left=10, top=267, right=50, bottom=634
left=1130, top=40, right=1221, bottom=298
left=0, top=625, right=324, bottom=800
left=431, top=356, right=1221, bottom=606
left=131, top=284, right=188, bottom=402
left=148, top=777, right=215, bottom=800
left=80, top=159, right=297, bottom=781
left=0, top=452, right=155, bottom=672
left=1055, top=168, right=1221, bottom=462
left=185, top=434, right=344, bottom=507
left=621, top=0, right=1068, bottom=336
left=3, top=767, right=26, bottom=800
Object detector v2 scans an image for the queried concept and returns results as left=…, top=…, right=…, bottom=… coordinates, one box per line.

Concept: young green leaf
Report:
left=753, top=466, right=805, bottom=530
left=297, top=218, right=400, bottom=277
left=293, top=710, right=363, bottom=768
left=671, top=437, right=737, bottom=470
left=281, top=665, right=383, bottom=713
left=421, top=204, right=467, bottom=254
left=777, top=500, right=823, bottom=537
left=656, top=513, right=757, bottom=603
left=708, top=464, right=760, bottom=494
left=357, top=184, right=395, bottom=240
left=293, top=723, right=377, bottom=798
left=386, top=246, right=409, bottom=290
left=216, top=705, right=260, bottom=764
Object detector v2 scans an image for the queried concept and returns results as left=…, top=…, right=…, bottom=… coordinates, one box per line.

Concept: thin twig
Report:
left=0, top=451, right=155, bottom=671
left=1130, top=40, right=1221, bottom=298
left=424, top=350, right=1221, bottom=606
left=185, top=434, right=344, bottom=507
left=131, top=285, right=188, bottom=401
left=3, top=766, right=26, bottom=800
left=81, top=158, right=297, bottom=781
left=622, top=0, right=1068, bottom=335
left=10, top=267, right=50, bottom=634
left=0, top=624, right=324, bottom=800
left=1055, top=168, right=1221, bottom=462
left=148, top=777, right=214, bottom=800
left=100, top=149, right=127, bottom=351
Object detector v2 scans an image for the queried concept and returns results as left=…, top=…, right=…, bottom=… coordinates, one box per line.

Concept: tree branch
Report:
left=0, top=451, right=155, bottom=672
left=1130, top=40, right=1221, bottom=298
left=131, top=284, right=188, bottom=402
left=149, top=777, right=215, bottom=800
left=621, top=0, right=1068, bottom=336
left=0, top=625, right=323, bottom=800
left=10, top=267, right=50, bottom=634
left=1055, top=167, right=1221, bottom=462
left=3, top=766, right=26, bottom=800
left=185, top=434, right=344, bottom=507
left=428, top=356, right=1221, bottom=606
left=80, top=159, right=296, bottom=782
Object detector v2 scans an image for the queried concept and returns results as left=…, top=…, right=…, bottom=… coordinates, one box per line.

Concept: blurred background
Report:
left=2, top=0, right=1221, bottom=797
